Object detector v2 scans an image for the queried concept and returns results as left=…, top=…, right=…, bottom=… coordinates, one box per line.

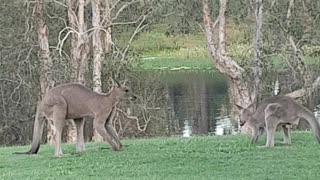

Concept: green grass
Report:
left=1, top=132, right=320, bottom=179
left=113, top=24, right=320, bottom=70
left=126, top=32, right=320, bottom=71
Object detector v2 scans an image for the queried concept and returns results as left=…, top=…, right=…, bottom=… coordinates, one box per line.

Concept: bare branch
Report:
left=121, top=15, right=149, bottom=61
left=117, top=108, right=150, bottom=132
left=112, top=0, right=138, bottom=22
left=111, top=0, right=121, bottom=10
left=56, top=27, right=79, bottom=56
left=52, top=0, right=68, bottom=8
left=111, top=15, right=144, bottom=26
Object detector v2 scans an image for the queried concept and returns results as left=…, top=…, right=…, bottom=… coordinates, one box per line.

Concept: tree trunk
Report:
left=91, top=0, right=104, bottom=142
left=34, top=0, right=54, bottom=145
left=202, top=0, right=252, bottom=108
left=252, top=0, right=263, bottom=106
left=66, top=0, right=90, bottom=143
left=76, top=0, right=90, bottom=84
left=90, top=0, right=113, bottom=142
left=101, top=0, right=112, bottom=54
left=66, top=0, right=78, bottom=81
left=202, top=0, right=253, bottom=133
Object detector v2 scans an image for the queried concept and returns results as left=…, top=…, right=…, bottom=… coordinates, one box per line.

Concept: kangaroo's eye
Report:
left=125, top=89, right=129, bottom=92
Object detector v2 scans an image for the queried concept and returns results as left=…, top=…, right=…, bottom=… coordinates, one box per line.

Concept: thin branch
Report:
left=111, top=15, right=144, bottom=26
left=111, top=0, right=121, bottom=10
left=117, top=108, right=149, bottom=132
left=121, top=15, right=148, bottom=61
left=52, top=0, right=68, bottom=8
left=112, top=0, right=137, bottom=22
left=56, top=26, right=79, bottom=56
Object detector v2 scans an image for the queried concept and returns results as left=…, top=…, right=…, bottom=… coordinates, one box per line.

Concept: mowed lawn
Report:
left=1, top=132, right=320, bottom=180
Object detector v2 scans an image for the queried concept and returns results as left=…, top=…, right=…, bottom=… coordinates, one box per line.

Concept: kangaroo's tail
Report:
left=14, top=103, right=45, bottom=154
left=298, top=106, right=320, bottom=143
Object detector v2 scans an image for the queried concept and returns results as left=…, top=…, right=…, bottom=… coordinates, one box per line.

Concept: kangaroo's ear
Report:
left=110, top=77, right=121, bottom=87
left=236, top=103, right=255, bottom=112
left=122, top=79, right=128, bottom=86
left=247, top=103, right=255, bottom=112
left=235, top=104, right=244, bottom=110
left=109, top=77, right=115, bottom=87
left=114, top=79, right=121, bottom=87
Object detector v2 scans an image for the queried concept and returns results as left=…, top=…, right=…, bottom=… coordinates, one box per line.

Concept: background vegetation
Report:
left=1, top=0, right=320, bottom=144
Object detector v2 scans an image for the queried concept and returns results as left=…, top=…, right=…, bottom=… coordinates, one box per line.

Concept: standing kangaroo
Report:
left=237, top=96, right=320, bottom=147
left=16, top=80, right=136, bottom=157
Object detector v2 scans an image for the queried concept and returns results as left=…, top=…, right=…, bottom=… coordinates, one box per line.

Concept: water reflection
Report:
left=155, top=70, right=237, bottom=136
left=182, top=120, right=192, bottom=138
left=214, top=115, right=238, bottom=136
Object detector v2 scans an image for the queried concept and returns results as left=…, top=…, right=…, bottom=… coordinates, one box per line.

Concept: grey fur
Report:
left=238, top=96, right=320, bottom=147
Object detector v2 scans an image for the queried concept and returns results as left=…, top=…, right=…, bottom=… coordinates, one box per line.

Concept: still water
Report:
left=139, top=70, right=320, bottom=138
left=150, top=70, right=238, bottom=137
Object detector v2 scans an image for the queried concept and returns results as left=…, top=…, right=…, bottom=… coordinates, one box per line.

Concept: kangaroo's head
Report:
left=112, top=79, right=137, bottom=101
left=236, top=104, right=254, bottom=126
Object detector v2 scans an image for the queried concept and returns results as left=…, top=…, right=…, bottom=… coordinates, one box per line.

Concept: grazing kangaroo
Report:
left=16, top=80, right=136, bottom=157
left=237, top=96, right=320, bottom=147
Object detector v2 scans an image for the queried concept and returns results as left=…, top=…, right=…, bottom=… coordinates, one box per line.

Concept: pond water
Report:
left=139, top=70, right=239, bottom=137
left=137, top=70, right=320, bottom=138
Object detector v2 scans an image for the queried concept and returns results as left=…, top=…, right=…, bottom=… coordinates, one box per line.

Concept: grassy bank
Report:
left=1, top=132, right=320, bottom=179
left=132, top=57, right=214, bottom=71
left=127, top=31, right=320, bottom=70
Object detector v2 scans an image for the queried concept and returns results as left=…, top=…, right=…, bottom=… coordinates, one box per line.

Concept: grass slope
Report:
left=1, top=132, right=320, bottom=180
left=134, top=57, right=214, bottom=71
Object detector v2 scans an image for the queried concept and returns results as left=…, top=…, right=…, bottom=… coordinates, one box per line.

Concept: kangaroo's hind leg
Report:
left=93, top=112, right=120, bottom=151
left=282, top=124, right=291, bottom=144
left=250, top=126, right=261, bottom=144
left=106, top=107, right=122, bottom=149
left=50, top=97, right=67, bottom=157
left=265, top=116, right=280, bottom=147
left=74, top=118, right=86, bottom=153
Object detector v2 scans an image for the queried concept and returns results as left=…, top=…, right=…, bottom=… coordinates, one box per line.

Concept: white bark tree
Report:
left=101, top=0, right=112, bottom=54
left=91, top=0, right=104, bottom=142
left=202, top=0, right=265, bottom=133
left=34, top=0, right=54, bottom=144
left=252, top=0, right=263, bottom=106
left=65, top=0, right=90, bottom=143
left=91, top=0, right=149, bottom=141
left=202, top=0, right=320, bottom=134
left=202, top=0, right=253, bottom=114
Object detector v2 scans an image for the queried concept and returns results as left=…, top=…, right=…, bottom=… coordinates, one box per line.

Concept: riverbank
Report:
left=1, top=131, right=320, bottom=179
left=127, top=32, right=320, bottom=71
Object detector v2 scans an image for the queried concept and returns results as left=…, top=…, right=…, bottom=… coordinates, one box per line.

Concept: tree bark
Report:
left=34, top=0, right=54, bottom=145
left=66, top=0, right=90, bottom=143
left=76, top=0, right=90, bottom=84
left=202, top=0, right=253, bottom=133
left=91, top=0, right=104, bottom=142
left=66, top=0, right=78, bottom=81
left=252, top=0, right=263, bottom=106
left=101, top=0, right=112, bottom=54
left=202, top=0, right=252, bottom=109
